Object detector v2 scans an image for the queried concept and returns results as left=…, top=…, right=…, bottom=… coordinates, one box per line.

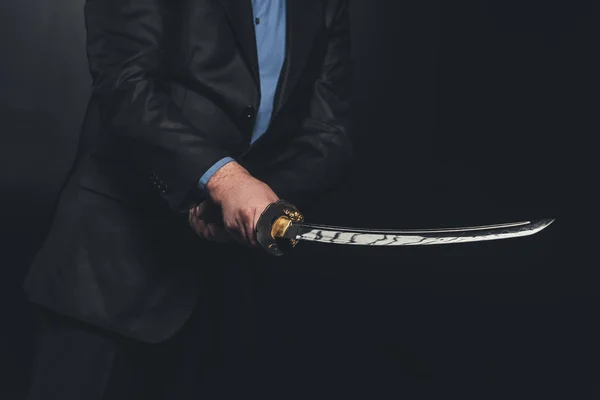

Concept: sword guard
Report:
left=256, top=200, right=303, bottom=256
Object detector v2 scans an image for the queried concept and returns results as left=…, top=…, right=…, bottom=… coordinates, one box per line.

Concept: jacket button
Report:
left=244, top=105, right=255, bottom=119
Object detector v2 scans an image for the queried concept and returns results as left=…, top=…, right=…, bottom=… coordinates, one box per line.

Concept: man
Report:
left=23, top=0, right=352, bottom=398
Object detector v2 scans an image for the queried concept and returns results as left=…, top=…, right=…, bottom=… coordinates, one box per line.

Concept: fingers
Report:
left=243, top=222, right=255, bottom=247
left=189, top=212, right=207, bottom=236
left=190, top=206, right=234, bottom=243
left=193, top=220, right=232, bottom=243
left=233, top=215, right=254, bottom=248
left=224, top=224, right=248, bottom=247
left=248, top=210, right=259, bottom=248
left=222, top=207, right=267, bottom=248
left=196, top=200, right=223, bottom=224
left=193, top=203, right=204, bottom=218
left=206, top=223, right=232, bottom=243
left=242, top=209, right=260, bottom=248
left=191, top=197, right=267, bottom=248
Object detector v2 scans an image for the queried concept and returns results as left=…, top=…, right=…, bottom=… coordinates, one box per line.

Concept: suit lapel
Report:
left=217, top=0, right=260, bottom=86
left=273, top=0, right=323, bottom=115
left=217, top=0, right=323, bottom=113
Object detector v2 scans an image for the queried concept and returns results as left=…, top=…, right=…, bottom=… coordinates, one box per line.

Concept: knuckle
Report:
left=242, top=207, right=255, bottom=219
left=238, top=206, right=250, bottom=216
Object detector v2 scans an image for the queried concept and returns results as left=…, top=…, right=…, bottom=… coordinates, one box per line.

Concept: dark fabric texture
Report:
left=23, top=0, right=352, bottom=344
left=25, top=258, right=268, bottom=400
left=25, top=303, right=216, bottom=400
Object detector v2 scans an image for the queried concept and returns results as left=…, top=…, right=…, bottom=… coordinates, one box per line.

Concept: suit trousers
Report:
left=25, top=253, right=265, bottom=400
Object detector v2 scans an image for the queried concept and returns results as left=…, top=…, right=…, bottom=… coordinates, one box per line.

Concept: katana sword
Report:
left=255, top=200, right=554, bottom=256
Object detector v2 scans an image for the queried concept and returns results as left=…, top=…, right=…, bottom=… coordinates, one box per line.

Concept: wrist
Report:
left=205, top=161, right=250, bottom=204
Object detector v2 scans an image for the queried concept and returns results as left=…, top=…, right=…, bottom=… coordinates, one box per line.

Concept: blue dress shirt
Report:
left=198, top=0, right=287, bottom=189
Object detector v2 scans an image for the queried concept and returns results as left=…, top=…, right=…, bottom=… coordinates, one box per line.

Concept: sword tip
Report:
left=530, top=218, right=555, bottom=233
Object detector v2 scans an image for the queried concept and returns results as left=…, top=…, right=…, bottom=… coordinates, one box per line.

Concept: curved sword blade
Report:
left=283, top=219, right=554, bottom=246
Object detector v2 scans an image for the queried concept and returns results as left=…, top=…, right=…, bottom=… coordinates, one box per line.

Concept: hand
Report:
left=188, top=200, right=232, bottom=243
left=206, top=161, right=279, bottom=247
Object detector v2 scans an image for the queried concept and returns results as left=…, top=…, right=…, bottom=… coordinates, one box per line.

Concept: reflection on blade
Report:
left=293, top=219, right=554, bottom=246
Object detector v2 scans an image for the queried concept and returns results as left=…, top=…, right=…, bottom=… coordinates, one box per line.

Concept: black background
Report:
left=1, top=0, right=597, bottom=398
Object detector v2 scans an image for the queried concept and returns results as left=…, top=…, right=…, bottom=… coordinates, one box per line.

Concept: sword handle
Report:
left=256, top=200, right=303, bottom=256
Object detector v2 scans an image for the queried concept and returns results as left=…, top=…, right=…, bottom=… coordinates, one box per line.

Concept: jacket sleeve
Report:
left=252, top=0, right=354, bottom=210
left=84, top=0, right=231, bottom=212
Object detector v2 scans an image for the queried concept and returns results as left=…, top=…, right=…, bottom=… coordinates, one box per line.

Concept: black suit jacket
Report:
left=23, top=0, right=353, bottom=343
